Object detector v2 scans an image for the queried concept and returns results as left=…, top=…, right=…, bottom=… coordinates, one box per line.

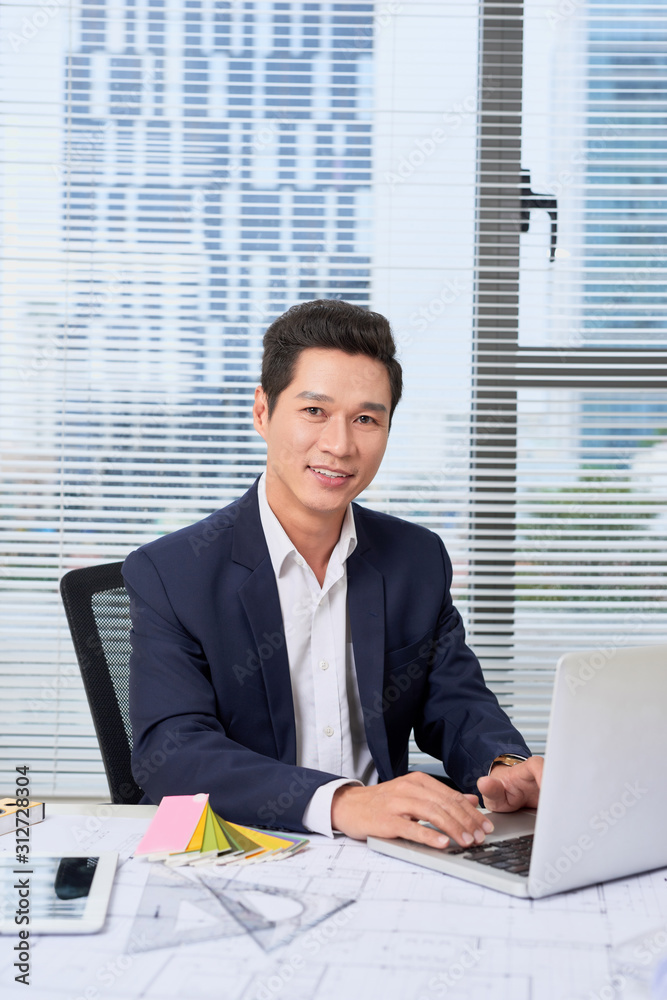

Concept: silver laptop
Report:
left=368, top=643, right=667, bottom=898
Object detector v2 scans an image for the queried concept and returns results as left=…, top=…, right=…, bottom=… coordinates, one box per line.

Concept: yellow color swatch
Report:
left=184, top=804, right=208, bottom=853
left=226, top=822, right=297, bottom=852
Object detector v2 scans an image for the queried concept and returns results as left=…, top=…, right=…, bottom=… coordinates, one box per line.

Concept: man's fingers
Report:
left=392, top=817, right=451, bottom=850
left=477, top=774, right=513, bottom=811
left=399, top=774, right=493, bottom=839
left=395, top=789, right=493, bottom=847
left=333, top=773, right=497, bottom=845
left=478, top=765, right=540, bottom=811
left=430, top=795, right=493, bottom=843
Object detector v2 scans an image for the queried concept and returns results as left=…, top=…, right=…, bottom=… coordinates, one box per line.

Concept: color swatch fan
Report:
left=134, top=794, right=308, bottom=866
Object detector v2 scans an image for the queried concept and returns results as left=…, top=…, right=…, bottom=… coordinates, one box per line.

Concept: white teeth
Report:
left=312, top=468, right=347, bottom=478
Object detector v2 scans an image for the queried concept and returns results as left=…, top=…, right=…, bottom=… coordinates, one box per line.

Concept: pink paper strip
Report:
left=134, top=793, right=209, bottom=856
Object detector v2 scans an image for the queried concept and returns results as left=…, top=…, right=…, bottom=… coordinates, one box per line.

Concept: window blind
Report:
left=463, top=0, right=667, bottom=749
left=0, top=0, right=378, bottom=795
left=0, top=0, right=665, bottom=796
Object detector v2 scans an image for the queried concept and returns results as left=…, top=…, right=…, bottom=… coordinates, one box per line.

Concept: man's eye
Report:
left=357, top=414, right=376, bottom=424
left=305, top=407, right=322, bottom=415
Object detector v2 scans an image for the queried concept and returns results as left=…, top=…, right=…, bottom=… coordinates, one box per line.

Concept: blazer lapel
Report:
left=232, top=479, right=297, bottom=765
left=229, top=481, right=392, bottom=778
left=347, top=508, right=393, bottom=781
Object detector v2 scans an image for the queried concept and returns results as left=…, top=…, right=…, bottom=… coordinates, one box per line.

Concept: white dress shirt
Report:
left=257, top=472, right=378, bottom=836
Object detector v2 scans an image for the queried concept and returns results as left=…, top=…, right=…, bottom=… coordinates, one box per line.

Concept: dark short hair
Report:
left=261, top=299, right=403, bottom=425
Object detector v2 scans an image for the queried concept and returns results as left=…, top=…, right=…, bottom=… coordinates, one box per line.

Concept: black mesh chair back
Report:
left=60, top=562, right=144, bottom=804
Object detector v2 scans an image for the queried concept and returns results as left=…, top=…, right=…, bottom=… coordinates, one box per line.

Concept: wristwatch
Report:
left=488, top=753, right=527, bottom=775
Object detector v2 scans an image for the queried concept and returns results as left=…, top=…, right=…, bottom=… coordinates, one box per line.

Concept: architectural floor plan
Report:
left=2, top=813, right=667, bottom=999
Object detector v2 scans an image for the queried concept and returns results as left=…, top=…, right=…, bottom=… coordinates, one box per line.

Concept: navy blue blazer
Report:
left=123, top=478, right=530, bottom=832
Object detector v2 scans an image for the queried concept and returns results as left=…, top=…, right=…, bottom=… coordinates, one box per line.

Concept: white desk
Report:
left=2, top=804, right=666, bottom=1000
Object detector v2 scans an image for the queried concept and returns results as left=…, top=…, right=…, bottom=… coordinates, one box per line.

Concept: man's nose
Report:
left=318, top=416, right=353, bottom=456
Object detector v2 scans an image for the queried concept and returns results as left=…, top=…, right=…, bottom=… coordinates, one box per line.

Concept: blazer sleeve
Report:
left=123, top=548, right=341, bottom=833
left=412, top=536, right=532, bottom=793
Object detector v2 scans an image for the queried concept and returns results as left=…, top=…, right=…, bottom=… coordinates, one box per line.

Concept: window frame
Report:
left=471, top=0, right=667, bottom=644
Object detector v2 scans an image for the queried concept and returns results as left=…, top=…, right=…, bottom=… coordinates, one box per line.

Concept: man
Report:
left=124, top=299, right=543, bottom=851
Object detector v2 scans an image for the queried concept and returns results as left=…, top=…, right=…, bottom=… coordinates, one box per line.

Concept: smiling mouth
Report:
left=308, top=466, right=353, bottom=479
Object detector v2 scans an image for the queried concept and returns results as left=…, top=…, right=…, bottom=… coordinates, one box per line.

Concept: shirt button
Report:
left=323, top=726, right=334, bottom=737
left=295, top=556, right=304, bottom=567
left=319, top=659, right=329, bottom=671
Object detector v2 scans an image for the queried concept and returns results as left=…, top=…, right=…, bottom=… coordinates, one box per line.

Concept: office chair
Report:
left=60, top=563, right=456, bottom=801
left=59, top=561, right=144, bottom=804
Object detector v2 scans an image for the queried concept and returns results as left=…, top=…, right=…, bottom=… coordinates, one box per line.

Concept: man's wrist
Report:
left=331, top=782, right=368, bottom=835
left=488, top=753, right=527, bottom=775
left=302, top=779, right=362, bottom=837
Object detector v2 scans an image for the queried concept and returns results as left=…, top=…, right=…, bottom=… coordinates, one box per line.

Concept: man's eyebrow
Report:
left=359, top=401, right=388, bottom=413
left=294, top=390, right=387, bottom=413
left=295, top=391, right=334, bottom=403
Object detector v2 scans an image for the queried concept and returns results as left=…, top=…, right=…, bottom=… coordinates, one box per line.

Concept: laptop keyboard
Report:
left=445, top=833, right=534, bottom=877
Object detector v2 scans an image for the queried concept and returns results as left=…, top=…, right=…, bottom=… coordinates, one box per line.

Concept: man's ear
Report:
left=253, top=385, right=270, bottom=441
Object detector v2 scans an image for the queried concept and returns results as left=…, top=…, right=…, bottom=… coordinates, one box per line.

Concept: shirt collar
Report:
left=257, top=470, right=357, bottom=579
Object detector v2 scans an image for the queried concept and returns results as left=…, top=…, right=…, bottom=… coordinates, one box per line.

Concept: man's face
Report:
left=253, top=347, right=392, bottom=521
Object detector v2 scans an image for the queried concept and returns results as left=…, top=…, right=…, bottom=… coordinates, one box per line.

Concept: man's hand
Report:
left=330, top=772, right=495, bottom=850
left=476, top=755, right=544, bottom=812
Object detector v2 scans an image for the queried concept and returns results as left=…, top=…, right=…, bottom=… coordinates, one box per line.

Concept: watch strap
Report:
left=488, top=753, right=527, bottom=775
